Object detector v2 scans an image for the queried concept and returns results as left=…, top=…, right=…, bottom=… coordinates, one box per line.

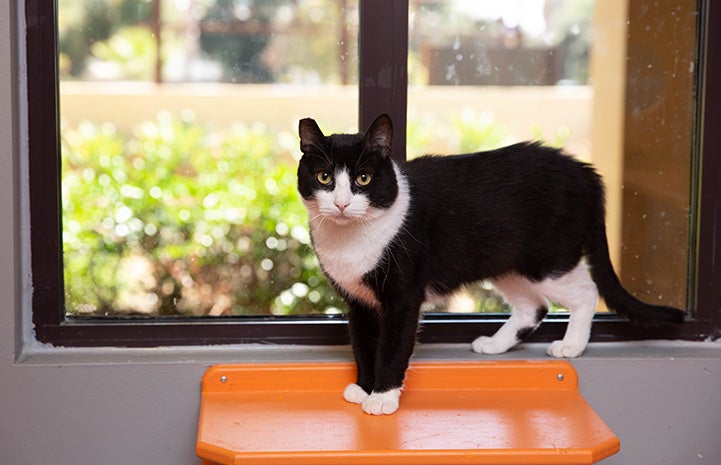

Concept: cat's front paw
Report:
left=361, top=389, right=401, bottom=415
left=547, top=340, right=586, bottom=358
left=471, top=335, right=513, bottom=355
left=343, top=383, right=369, bottom=404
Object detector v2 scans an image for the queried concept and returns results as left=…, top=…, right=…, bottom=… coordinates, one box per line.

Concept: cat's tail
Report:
left=587, top=213, right=685, bottom=325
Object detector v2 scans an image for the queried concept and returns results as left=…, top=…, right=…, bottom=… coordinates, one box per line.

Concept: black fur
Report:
left=516, top=306, right=549, bottom=341
left=297, top=114, right=684, bottom=399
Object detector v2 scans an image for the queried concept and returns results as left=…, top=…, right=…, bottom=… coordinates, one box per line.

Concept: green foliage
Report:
left=529, top=123, right=572, bottom=149
left=406, top=109, right=510, bottom=158
left=90, top=26, right=157, bottom=80
left=451, top=109, right=510, bottom=153
left=62, top=113, right=337, bottom=317
left=406, top=112, right=440, bottom=158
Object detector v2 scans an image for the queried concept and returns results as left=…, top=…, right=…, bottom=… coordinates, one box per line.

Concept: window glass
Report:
left=59, top=0, right=359, bottom=318
left=58, top=0, right=696, bottom=322
left=408, top=0, right=695, bottom=314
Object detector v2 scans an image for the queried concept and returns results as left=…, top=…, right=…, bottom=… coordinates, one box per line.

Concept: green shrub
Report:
left=62, top=112, right=338, bottom=317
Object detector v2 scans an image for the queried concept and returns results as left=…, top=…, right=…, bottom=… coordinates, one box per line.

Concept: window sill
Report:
left=16, top=339, right=721, bottom=366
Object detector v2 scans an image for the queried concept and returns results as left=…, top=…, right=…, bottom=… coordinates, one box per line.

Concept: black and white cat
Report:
left=296, top=113, right=684, bottom=415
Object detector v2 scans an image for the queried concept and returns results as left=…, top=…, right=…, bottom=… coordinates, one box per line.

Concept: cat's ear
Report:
left=365, top=113, right=393, bottom=158
left=298, top=118, right=325, bottom=153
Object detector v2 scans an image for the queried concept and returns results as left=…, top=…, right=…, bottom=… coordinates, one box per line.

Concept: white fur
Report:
left=362, top=388, right=402, bottom=415
left=304, top=163, right=410, bottom=308
left=543, top=262, right=598, bottom=357
left=343, top=383, right=369, bottom=404
left=472, top=261, right=598, bottom=358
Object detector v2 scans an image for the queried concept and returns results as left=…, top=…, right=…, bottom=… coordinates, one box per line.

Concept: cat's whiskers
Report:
left=380, top=249, right=396, bottom=292
left=395, top=237, right=412, bottom=263
left=399, top=223, right=422, bottom=245
left=308, top=149, right=332, bottom=167
left=355, top=144, right=371, bottom=172
left=308, top=212, right=325, bottom=225
left=305, top=139, right=333, bottom=166
left=329, top=137, right=338, bottom=163
left=307, top=152, right=327, bottom=164
left=395, top=225, right=421, bottom=262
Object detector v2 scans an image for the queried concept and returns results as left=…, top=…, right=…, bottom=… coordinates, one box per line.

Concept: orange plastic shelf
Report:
left=197, top=361, right=619, bottom=465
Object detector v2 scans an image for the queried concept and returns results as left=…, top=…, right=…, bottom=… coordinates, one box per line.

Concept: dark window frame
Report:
left=27, top=0, right=720, bottom=347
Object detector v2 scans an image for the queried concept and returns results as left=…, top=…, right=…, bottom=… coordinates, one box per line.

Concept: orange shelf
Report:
left=197, top=361, right=619, bottom=465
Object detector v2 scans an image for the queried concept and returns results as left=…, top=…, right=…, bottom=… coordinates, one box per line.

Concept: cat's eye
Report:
left=316, top=171, right=333, bottom=185
left=355, top=173, right=372, bottom=187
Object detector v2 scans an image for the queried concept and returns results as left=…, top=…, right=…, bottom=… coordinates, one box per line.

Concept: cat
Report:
left=296, top=113, right=684, bottom=415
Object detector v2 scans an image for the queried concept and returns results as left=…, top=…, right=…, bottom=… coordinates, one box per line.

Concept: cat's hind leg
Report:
left=541, top=261, right=598, bottom=358
left=472, top=275, right=547, bottom=355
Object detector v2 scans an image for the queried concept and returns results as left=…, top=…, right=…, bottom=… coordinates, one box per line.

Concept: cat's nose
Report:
left=335, top=201, right=350, bottom=212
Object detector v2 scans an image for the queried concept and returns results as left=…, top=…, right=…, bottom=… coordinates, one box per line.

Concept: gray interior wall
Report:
left=4, top=344, right=721, bottom=465
left=2, top=2, right=720, bottom=464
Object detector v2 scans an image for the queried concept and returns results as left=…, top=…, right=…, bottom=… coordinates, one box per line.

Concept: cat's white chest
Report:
left=307, top=165, right=410, bottom=308
left=311, top=227, right=387, bottom=307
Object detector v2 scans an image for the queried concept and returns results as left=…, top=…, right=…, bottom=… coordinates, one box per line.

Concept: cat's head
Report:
left=297, top=114, right=399, bottom=226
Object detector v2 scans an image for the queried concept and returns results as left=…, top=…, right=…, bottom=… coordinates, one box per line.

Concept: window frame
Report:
left=27, top=0, right=720, bottom=347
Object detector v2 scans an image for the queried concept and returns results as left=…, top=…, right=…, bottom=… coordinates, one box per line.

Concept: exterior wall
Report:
left=59, top=82, right=592, bottom=149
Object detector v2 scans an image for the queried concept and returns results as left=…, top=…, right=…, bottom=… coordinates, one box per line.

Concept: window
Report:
left=27, top=0, right=721, bottom=347
left=59, top=0, right=359, bottom=319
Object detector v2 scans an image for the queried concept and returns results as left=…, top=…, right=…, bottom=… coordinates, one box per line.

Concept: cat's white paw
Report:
left=343, top=383, right=369, bottom=404
left=361, top=389, right=401, bottom=415
left=471, top=335, right=512, bottom=355
left=547, top=340, right=586, bottom=358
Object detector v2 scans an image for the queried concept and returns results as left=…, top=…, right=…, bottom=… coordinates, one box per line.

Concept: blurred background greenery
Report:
left=62, top=112, right=338, bottom=317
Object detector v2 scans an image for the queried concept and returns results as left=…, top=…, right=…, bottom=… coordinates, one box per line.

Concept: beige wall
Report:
left=60, top=82, right=593, bottom=147
left=589, top=0, right=628, bottom=269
